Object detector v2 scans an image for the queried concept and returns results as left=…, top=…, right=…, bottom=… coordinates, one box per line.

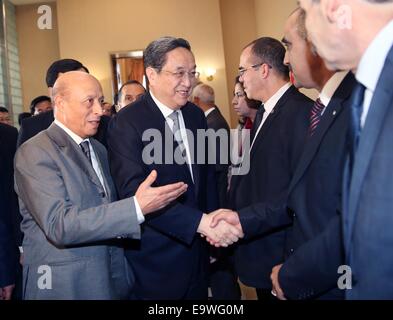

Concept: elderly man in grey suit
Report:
left=14, top=71, right=187, bottom=300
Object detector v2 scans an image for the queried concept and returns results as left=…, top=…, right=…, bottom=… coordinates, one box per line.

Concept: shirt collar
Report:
left=204, top=107, right=216, bottom=117
left=150, top=91, right=180, bottom=119
left=356, top=19, right=393, bottom=92
left=54, top=119, right=88, bottom=145
left=263, top=82, right=291, bottom=114
left=319, top=71, right=349, bottom=106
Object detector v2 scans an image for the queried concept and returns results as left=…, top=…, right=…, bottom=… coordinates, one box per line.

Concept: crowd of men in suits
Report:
left=1, top=0, right=393, bottom=300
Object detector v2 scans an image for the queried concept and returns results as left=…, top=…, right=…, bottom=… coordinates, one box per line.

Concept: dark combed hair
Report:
left=143, top=36, right=191, bottom=72
left=246, top=37, right=289, bottom=80
left=46, top=59, right=89, bottom=87
left=30, top=95, right=51, bottom=114
left=117, top=80, right=145, bottom=101
left=0, top=106, right=8, bottom=113
left=235, top=76, right=261, bottom=110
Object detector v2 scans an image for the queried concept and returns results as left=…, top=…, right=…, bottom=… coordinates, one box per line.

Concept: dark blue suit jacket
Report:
left=279, top=73, right=356, bottom=299
left=0, top=123, right=18, bottom=288
left=343, top=45, right=393, bottom=299
left=107, top=93, right=218, bottom=299
left=228, top=85, right=312, bottom=289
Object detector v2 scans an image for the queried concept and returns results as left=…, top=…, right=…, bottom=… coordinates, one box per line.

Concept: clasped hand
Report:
left=197, top=209, right=243, bottom=247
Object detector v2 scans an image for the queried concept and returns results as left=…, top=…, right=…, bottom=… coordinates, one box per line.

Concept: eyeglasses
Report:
left=238, top=62, right=271, bottom=77
left=234, top=91, right=245, bottom=98
left=161, top=69, right=200, bottom=81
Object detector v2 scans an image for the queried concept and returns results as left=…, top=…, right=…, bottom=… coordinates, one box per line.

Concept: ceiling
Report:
left=10, top=0, right=56, bottom=5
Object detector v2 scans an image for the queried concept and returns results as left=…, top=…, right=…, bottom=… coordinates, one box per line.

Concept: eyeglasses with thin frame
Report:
left=234, top=91, right=245, bottom=98
left=161, top=69, right=200, bottom=81
left=238, top=62, right=271, bottom=78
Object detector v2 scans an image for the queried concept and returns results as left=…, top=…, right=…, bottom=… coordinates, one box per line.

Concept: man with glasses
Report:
left=107, top=36, right=243, bottom=299
left=226, top=37, right=313, bottom=300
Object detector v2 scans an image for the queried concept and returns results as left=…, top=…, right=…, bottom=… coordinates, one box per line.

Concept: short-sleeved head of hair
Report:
left=46, top=59, right=89, bottom=88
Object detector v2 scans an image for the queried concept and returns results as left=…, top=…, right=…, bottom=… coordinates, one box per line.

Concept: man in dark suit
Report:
left=191, top=83, right=230, bottom=207
left=17, top=59, right=109, bottom=148
left=107, top=37, right=243, bottom=300
left=299, top=0, right=393, bottom=299
left=225, top=37, right=312, bottom=300
left=191, top=83, right=240, bottom=300
left=0, top=123, right=18, bottom=300
left=269, top=9, right=356, bottom=300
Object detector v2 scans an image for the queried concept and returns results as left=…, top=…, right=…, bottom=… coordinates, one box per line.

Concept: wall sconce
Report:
left=205, top=68, right=216, bottom=81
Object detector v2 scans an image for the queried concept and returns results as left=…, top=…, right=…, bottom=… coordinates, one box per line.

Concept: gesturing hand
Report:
left=136, top=170, right=188, bottom=214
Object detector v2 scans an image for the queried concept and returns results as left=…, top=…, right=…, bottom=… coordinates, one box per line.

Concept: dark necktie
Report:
left=80, top=140, right=92, bottom=165
left=348, top=81, right=366, bottom=175
left=250, top=104, right=265, bottom=142
left=168, top=111, right=187, bottom=160
left=308, top=98, right=326, bottom=136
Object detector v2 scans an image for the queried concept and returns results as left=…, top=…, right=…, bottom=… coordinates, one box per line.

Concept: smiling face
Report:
left=146, top=47, right=197, bottom=110
left=54, top=72, right=104, bottom=139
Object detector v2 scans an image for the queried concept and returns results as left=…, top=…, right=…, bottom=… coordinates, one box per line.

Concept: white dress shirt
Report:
left=251, top=82, right=291, bottom=150
left=53, top=119, right=144, bottom=223
left=356, top=19, right=393, bottom=128
left=319, top=71, right=349, bottom=115
left=204, top=107, right=216, bottom=117
left=150, top=92, right=194, bottom=182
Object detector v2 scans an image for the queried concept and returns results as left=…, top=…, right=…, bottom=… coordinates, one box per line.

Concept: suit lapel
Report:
left=46, top=123, right=105, bottom=193
left=289, top=73, right=355, bottom=193
left=346, top=49, right=393, bottom=248
left=145, top=94, right=196, bottom=189
left=250, top=86, right=296, bottom=159
left=181, top=104, right=200, bottom=194
left=90, top=139, right=114, bottom=201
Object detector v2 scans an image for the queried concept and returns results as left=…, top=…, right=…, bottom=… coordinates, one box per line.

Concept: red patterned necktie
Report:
left=309, top=98, right=325, bottom=136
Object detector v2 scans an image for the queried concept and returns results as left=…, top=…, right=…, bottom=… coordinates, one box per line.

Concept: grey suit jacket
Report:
left=14, top=123, right=141, bottom=300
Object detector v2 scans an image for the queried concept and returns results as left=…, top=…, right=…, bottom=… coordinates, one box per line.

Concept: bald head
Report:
left=53, top=71, right=104, bottom=139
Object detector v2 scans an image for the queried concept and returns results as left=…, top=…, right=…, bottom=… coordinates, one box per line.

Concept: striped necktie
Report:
left=309, top=98, right=325, bottom=136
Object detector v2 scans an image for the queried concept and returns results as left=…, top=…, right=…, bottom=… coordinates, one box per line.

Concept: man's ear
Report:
left=323, top=0, right=352, bottom=30
left=145, top=67, right=157, bottom=87
left=54, top=95, right=64, bottom=114
left=261, top=63, right=270, bottom=79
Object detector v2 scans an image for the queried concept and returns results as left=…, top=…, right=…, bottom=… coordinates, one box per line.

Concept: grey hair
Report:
left=191, top=83, right=215, bottom=104
left=143, top=36, right=191, bottom=72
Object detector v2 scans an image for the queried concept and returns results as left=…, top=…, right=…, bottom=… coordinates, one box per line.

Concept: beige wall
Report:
left=220, top=0, right=257, bottom=128
left=55, top=0, right=230, bottom=122
left=16, top=2, right=60, bottom=111
left=254, top=0, right=297, bottom=40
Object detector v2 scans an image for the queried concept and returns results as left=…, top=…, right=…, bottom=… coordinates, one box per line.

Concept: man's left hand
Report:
left=271, top=264, right=286, bottom=300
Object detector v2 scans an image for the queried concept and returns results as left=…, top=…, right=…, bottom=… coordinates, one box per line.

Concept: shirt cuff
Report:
left=134, top=196, right=145, bottom=224
left=19, top=246, right=23, bottom=254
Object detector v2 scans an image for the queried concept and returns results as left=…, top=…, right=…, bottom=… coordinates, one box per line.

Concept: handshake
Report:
left=197, top=209, right=243, bottom=247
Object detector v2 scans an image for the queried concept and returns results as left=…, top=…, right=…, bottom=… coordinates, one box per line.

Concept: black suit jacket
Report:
left=107, top=93, right=218, bottom=299
left=228, top=85, right=312, bottom=289
left=238, top=73, right=356, bottom=299
left=206, top=107, right=230, bottom=207
left=279, top=73, right=356, bottom=299
left=0, top=123, right=18, bottom=288
left=17, top=110, right=110, bottom=148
